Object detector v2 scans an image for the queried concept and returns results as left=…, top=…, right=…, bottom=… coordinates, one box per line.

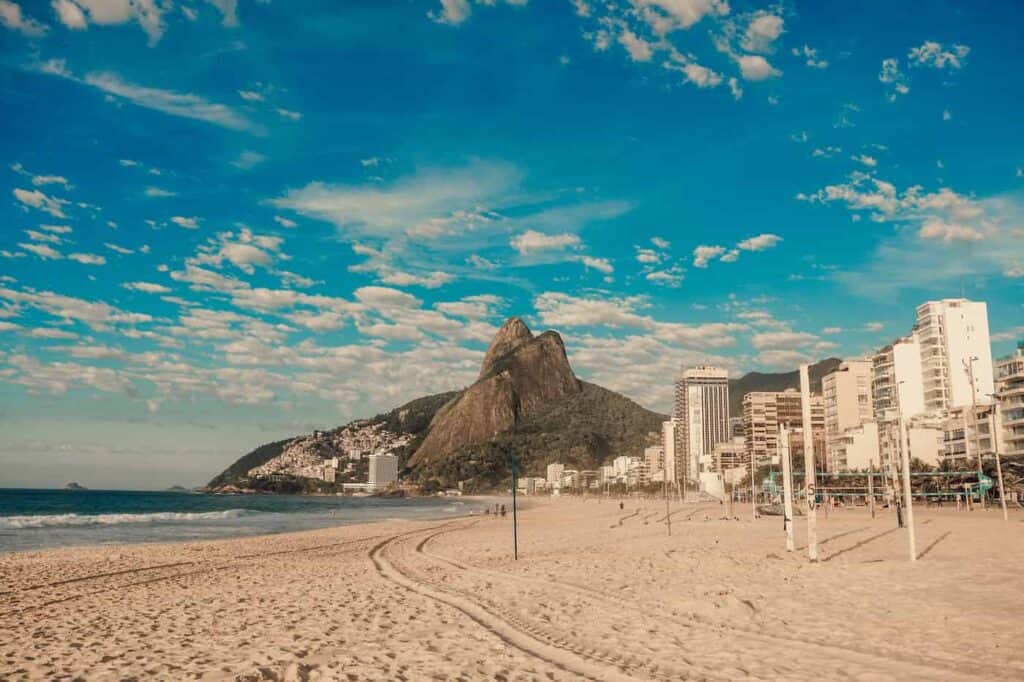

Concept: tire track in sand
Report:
left=415, top=524, right=1013, bottom=681
left=370, top=522, right=711, bottom=682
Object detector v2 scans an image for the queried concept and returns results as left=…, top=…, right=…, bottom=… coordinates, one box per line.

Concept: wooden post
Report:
left=899, top=417, right=917, bottom=562
left=510, top=452, right=519, bottom=561
left=780, top=427, right=795, bottom=552
left=799, top=365, right=818, bottom=562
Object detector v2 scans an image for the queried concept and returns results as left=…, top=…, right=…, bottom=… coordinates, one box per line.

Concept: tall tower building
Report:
left=822, top=359, right=874, bottom=471
left=914, top=299, right=993, bottom=412
left=673, top=366, right=730, bottom=482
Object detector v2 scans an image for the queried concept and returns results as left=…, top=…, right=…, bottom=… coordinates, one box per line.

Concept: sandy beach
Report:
left=2, top=497, right=1023, bottom=681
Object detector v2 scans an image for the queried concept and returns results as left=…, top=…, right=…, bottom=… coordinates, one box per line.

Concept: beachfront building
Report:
left=823, top=360, right=873, bottom=471
left=743, top=389, right=823, bottom=467
left=546, top=463, right=565, bottom=489
left=711, top=436, right=748, bottom=473
left=829, top=422, right=880, bottom=471
left=674, top=366, right=730, bottom=483
left=995, top=344, right=1024, bottom=457
left=941, top=405, right=996, bottom=464
left=872, top=335, right=926, bottom=419
left=914, top=299, right=994, bottom=413
left=878, top=416, right=944, bottom=470
left=367, top=453, right=398, bottom=490
left=644, top=445, right=665, bottom=477
left=662, top=419, right=678, bottom=485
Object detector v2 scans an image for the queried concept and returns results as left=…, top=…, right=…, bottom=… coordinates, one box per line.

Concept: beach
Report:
left=2, top=497, right=1023, bottom=681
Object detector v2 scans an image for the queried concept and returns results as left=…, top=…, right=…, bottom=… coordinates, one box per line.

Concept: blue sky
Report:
left=1, top=0, right=1022, bottom=488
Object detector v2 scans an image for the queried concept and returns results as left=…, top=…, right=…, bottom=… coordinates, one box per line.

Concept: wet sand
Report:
left=2, top=496, right=1022, bottom=680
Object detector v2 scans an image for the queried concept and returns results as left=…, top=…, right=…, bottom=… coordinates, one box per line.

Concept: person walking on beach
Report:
left=500, top=505, right=507, bottom=518
left=619, top=501, right=624, bottom=511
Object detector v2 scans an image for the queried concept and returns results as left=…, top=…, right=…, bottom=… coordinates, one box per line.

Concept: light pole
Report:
left=896, top=380, right=917, bottom=561
left=986, top=394, right=1009, bottom=523
left=964, top=356, right=985, bottom=509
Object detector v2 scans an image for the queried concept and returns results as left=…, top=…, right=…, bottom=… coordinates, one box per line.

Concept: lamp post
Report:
left=896, top=380, right=917, bottom=561
left=986, top=394, right=1009, bottom=523
left=964, top=356, right=985, bottom=509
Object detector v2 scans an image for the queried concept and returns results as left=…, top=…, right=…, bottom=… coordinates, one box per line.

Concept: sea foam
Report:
left=0, top=509, right=253, bottom=529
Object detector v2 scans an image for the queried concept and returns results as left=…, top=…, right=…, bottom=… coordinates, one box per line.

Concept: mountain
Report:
left=727, top=357, right=843, bottom=417
left=206, top=317, right=665, bottom=493
left=411, top=318, right=664, bottom=490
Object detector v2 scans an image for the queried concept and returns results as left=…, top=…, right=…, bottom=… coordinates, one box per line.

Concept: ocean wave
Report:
left=0, top=509, right=254, bottom=530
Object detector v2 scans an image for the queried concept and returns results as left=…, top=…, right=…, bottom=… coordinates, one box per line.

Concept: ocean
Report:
left=0, top=488, right=481, bottom=553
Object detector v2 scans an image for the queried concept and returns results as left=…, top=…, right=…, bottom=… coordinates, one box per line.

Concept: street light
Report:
left=986, top=393, right=1009, bottom=523
left=964, top=355, right=986, bottom=509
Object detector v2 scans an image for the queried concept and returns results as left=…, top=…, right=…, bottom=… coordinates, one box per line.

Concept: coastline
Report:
left=2, top=497, right=1022, bottom=680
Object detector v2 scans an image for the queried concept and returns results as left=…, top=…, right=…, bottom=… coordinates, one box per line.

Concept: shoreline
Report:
left=3, top=497, right=1021, bottom=680
left=0, top=494, right=512, bottom=557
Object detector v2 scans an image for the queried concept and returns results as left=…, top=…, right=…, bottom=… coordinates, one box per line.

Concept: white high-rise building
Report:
left=662, top=419, right=678, bottom=484
left=872, top=335, right=926, bottom=420
left=674, top=366, right=730, bottom=483
left=995, top=344, right=1024, bottom=457
left=914, top=299, right=993, bottom=412
left=367, top=453, right=398, bottom=489
left=823, top=359, right=874, bottom=471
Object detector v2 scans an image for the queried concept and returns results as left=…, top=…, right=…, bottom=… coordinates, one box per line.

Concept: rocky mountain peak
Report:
left=479, top=316, right=534, bottom=379
left=411, top=318, right=580, bottom=466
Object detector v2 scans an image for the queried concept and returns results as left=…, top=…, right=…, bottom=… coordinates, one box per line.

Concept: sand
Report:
left=2, top=496, right=1023, bottom=680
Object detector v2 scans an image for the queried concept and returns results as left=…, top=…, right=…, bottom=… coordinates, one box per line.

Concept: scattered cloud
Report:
left=0, top=0, right=48, bottom=35
left=511, top=230, right=581, bottom=255
left=170, top=216, right=200, bottom=229
left=908, top=41, right=970, bottom=70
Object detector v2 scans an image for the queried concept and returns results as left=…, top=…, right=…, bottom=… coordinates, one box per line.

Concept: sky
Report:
left=1, top=0, right=1022, bottom=488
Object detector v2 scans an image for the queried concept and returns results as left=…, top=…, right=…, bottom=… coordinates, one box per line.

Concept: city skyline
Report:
left=1, top=0, right=1023, bottom=487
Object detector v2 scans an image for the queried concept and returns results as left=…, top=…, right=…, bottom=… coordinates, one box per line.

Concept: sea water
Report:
left=0, top=488, right=479, bottom=553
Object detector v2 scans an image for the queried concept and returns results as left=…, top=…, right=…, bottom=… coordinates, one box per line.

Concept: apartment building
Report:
left=674, top=366, right=730, bottom=482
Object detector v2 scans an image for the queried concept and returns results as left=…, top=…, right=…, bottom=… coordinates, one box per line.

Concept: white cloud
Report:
left=19, top=242, right=62, bottom=260
left=25, top=229, right=62, bottom=244
left=273, top=215, right=297, bottom=229
left=852, top=154, right=877, bottom=168
left=40, top=224, right=72, bottom=234
left=577, top=255, right=613, bottom=274
left=170, top=216, right=199, bottom=229
left=144, top=186, right=176, bottom=197
left=879, top=58, right=909, bottom=100
left=276, top=108, right=301, bottom=121
left=728, top=76, right=742, bottom=99
left=741, top=12, right=783, bottom=54
left=122, top=281, right=170, bottom=294
left=792, top=45, right=828, bottom=69
left=651, top=236, right=670, bottom=249
left=619, top=29, right=653, bottom=62
left=635, top=247, right=661, bottom=264
left=238, top=89, right=264, bottom=102
left=429, top=0, right=470, bottom=25
left=918, top=218, right=983, bottom=243
left=736, top=233, right=782, bottom=251
left=30, top=174, right=69, bottom=187
left=682, top=62, right=722, bottom=88
left=230, top=150, right=266, bottom=170
left=50, top=0, right=84, bottom=28
left=692, top=244, right=725, bottom=268
left=908, top=41, right=970, bottom=70
left=51, top=0, right=167, bottom=44
left=511, top=230, right=581, bottom=255
left=633, top=0, right=730, bottom=32
left=736, top=54, right=780, bottom=81
left=13, top=187, right=68, bottom=218
left=1, top=0, right=48, bottom=35
left=41, top=63, right=261, bottom=132
left=68, top=252, right=106, bottom=265
left=274, top=161, right=519, bottom=238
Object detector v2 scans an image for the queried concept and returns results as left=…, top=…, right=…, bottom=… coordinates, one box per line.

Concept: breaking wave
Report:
left=0, top=509, right=254, bottom=530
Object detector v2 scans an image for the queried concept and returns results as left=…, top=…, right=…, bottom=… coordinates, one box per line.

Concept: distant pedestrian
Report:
left=500, top=505, right=507, bottom=518
left=619, top=501, right=624, bottom=511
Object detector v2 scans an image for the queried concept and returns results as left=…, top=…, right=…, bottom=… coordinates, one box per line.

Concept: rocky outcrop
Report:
left=410, top=318, right=580, bottom=466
